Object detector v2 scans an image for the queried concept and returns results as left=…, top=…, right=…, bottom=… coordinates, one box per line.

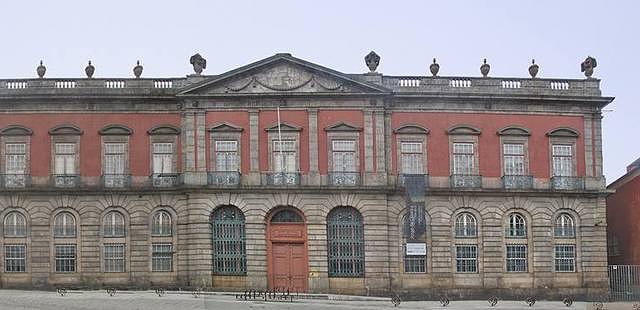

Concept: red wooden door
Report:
left=271, top=243, right=307, bottom=292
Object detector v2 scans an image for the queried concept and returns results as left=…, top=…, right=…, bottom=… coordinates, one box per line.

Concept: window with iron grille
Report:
left=506, top=244, right=528, bottom=272
left=554, top=245, right=575, bottom=272
left=5, top=143, right=26, bottom=175
left=152, top=243, right=173, bottom=272
left=452, top=143, right=474, bottom=175
left=54, top=244, right=76, bottom=272
left=5, top=244, right=26, bottom=272
left=507, top=213, right=526, bottom=237
left=152, top=143, right=173, bottom=174
left=400, top=142, right=424, bottom=174
left=215, top=140, right=239, bottom=172
left=3, top=211, right=26, bottom=237
left=552, top=145, right=573, bottom=176
left=151, top=211, right=172, bottom=236
left=54, top=143, right=76, bottom=175
left=455, top=213, right=477, bottom=237
left=403, top=244, right=426, bottom=273
left=103, top=243, right=125, bottom=272
left=503, top=143, right=525, bottom=175
left=272, top=140, right=296, bottom=172
left=212, top=206, right=246, bottom=275
left=53, top=212, right=76, bottom=237
left=332, top=140, right=356, bottom=172
left=103, top=211, right=125, bottom=237
left=327, top=207, right=364, bottom=277
left=456, top=245, right=477, bottom=273
left=554, top=213, right=575, bottom=237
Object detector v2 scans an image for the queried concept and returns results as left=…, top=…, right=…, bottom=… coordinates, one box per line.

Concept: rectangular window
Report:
left=552, top=145, right=573, bottom=177
left=104, top=244, right=125, bottom=272
left=332, top=140, right=356, bottom=172
left=456, top=245, right=478, bottom=273
left=54, top=244, right=76, bottom=273
left=272, top=140, right=296, bottom=172
left=151, top=243, right=173, bottom=272
left=506, top=245, right=528, bottom=272
left=503, top=143, right=525, bottom=175
left=453, top=143, right=474, bottom=175
left=215, top=140, right=238, bottom=172
left=5, top=143, right=26, bottom=174
left=104, top=143, right=125, bottom=174
left=554, top=245, right=575, bottom=272
left=5, top=244, right=26, bottom=272
left=401, top=142, right=423, bottom=174
left=152, top=143, right=173, bottom=174
left=403, top=244, right=426, bottom=273
left=54, top=143, right=76, bottom=175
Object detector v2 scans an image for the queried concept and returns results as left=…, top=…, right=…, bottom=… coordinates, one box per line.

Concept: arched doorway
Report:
left=266, top=207, right=308, bottom=292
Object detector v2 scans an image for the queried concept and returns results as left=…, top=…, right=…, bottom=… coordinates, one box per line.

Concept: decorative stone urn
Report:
left=133, top=60, right=143, bottom=78
left=430, top=58, right=440, bottom=77
left=85, top=60, right=95, bottom=78
left=364, top=51, right=380, bottom=73
left=36, top=60, right=46, bottom=78
left=581, top=56, right=597, bottom=78
left=480, top=59, right=490, bottom=77
left=528, top=59, right=539, bottom=78
left=189, top=53, right=207, bottom=75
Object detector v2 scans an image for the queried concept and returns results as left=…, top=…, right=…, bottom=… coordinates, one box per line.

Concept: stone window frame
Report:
left=0, top=125, right=32, bottom=179
left=451, top=208, right=482, bottom=274
left=49, top=124, right=83, bottom=178
left=498, top=126, right=531, bottom=176
left=447, top=125, right=481, bottom=176
left=99, top=207, right=130, bottom=274
left=394, top=125, right=429, bottom=175
left=211, top=205, right=247, bottom=276
left=551, top=209, right=580, bottom=274
left=265, top=122, right=301, bottom=173
left=325, top=122, right=362, bottom=175
left=99, top=124, right=132, bottom=177
left=208, top=122, right=243, bottom=173
left=546, top=128, right=580, bottom=177
left=398, top=208, right=431, bottom=275
left=326, top=206, right=365, bottom=278
left=147, top=125, right=181, bottom=175
left=502, top=210, right=533, bottom=273
left=50, top=208, right=81, bottom=273
left=149, top=206, right=177, bottom=274
left=0, top=208, right=30, bottom=273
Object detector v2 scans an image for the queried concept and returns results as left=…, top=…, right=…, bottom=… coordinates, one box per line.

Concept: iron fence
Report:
left=609, top=265, right=640, bottom=301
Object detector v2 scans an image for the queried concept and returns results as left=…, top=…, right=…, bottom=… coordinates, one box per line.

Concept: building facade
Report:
left=0, top=53, right=612, bottom=299
left=607, top=158, right=640, bottom=265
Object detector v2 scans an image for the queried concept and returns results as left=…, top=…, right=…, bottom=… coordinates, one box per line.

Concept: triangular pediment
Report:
left=178, top=53, right=389, bottom=96
left=209, top=122, right=244, bottom=132
left=265, top=122, right=302, bottom=132
left=325, top=122, right=362, bottom=132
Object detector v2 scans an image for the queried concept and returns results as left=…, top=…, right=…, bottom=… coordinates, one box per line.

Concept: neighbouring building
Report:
left=0, top=52, right=612, bottom=299
left=607, top=158, right=640, bottom=265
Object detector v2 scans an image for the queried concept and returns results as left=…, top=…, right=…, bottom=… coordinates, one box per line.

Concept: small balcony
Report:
left=266, top=172, right=300, bottom=186
left=328, top=171, right=360, bottom=186
left=207, top=171, right=241, bottom=186
left=51, top=174, right=79, bottom=188
left=550, top=176, right=585, bottom=191
left=502, top=175, right=533, bottom=190
left=1, top=174, right=30, bottom=188
left=150, top=173, right=181, bottom=187
left=101, top=174, right=131, bottom=189
left=397, top=174, right=429, bottom=188
left=450, top=174, right=482, bottom=189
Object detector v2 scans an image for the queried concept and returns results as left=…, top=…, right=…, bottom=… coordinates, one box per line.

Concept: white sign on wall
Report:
left=405, top=243, right=427, bottom=256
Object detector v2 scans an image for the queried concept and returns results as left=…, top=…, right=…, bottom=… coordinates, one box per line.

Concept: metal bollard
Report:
left=391, top=293, right=401, bottom=307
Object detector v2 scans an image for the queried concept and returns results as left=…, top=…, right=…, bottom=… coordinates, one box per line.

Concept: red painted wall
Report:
left=205, top=111, right=250, bottom=173
left=390, top=112, right=586, bottom=177
left=0, top=113, right=181, bottom=177
left=258, top=110, right=309, bottom=172
left=317, top=110, right=364, bottom=174
left=607, top=175, right=640, bottom=264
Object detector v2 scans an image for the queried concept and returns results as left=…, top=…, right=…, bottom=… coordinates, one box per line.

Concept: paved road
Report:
left=0, top=289, right=636, bottom=310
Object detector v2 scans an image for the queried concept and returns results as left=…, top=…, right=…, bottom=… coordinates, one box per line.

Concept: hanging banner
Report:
left=403, top=174, right=426, bottom=241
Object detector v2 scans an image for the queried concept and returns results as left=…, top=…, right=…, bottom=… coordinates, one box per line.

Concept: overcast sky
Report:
left=0, top=0, right=636, bottom=182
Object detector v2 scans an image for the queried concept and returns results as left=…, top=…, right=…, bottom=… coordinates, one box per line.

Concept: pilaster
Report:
left=248, top=109, right=261, bottom=185
left=308, top=109, right=320, bottom=185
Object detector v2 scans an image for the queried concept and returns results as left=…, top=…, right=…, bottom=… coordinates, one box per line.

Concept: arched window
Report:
left=151, top=211, right=172, bottom=236
left=554, top=213, right=575, bottom=237
left=212, top=206, right=246, bottom=275
left=53, top=212, right=76, bottom=237
left=507, top=213, right=526, bottom=237
left=455, top=212, right=477, bottom=237
left=103, top=211, right=125, bottom=237
left=327, top=206, right=364, bottom=277
left=4, top=211, right=26, bottom=237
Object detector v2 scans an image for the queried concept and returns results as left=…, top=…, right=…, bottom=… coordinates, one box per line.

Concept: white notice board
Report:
left=405, top=243, right=427, bottom=255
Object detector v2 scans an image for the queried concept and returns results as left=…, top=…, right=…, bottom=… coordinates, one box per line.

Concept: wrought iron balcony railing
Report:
left=1, top=174, right=30, bottom=188
left=51, top=174, right=79, bottom=188
left=266, top=172, right=300, bottom=186
left=328, top=171, right=360, bottom=186
left=550, top=176, right=585, bottom=190
left=450, top=174, right=482, bottom=189
left=150, top=173, right=181, bottom=187
left=397, top=174, right=429, bottom=188
left=101, top=174, right=131, bottom=188
left=207, top=171, right=241, bottom=186
left=502, top=175, right=534, bottom=190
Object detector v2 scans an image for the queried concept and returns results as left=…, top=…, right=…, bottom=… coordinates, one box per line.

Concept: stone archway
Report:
left=266, top=206, right=308, bottom=292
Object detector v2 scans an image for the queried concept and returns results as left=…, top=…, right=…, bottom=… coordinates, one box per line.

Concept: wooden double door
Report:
left=271, top=242, right=307, bottom=292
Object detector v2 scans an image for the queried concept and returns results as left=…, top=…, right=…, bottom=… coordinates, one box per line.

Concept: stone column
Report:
left=248, top=109, right=260, bottom=185
left=308, top=109, right=320, bottom=185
